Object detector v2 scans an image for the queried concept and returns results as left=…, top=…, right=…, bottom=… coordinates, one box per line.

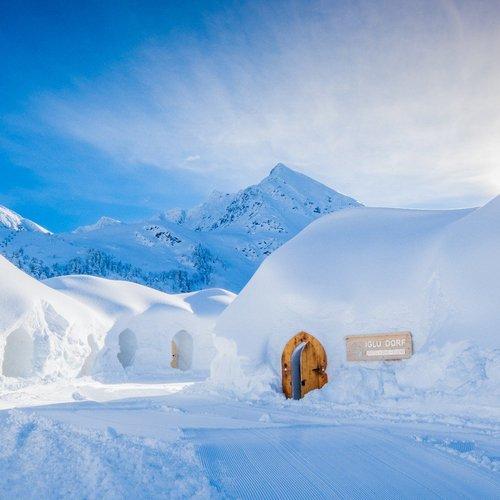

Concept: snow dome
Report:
left=213, top=197, right=500, bottom=403
left=46, top=275, right=235, bottom=380
left=0, top=256, right=104, bottom=385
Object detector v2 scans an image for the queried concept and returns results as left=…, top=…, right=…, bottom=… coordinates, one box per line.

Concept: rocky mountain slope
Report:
left=0, top=164, right=361, bottom=292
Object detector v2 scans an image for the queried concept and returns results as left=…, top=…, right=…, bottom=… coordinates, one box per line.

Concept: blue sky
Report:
left=1, top=0, right=499, bottom=231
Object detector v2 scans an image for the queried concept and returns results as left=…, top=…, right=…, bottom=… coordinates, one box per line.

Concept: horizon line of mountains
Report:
left=0, top=163, right=362, bottom=293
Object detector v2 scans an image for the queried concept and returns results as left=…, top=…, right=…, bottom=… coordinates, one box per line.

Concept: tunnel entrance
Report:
left=2, top=327, right=34, bottom=378
left=171, top=330, right=193, bottom=371
left=117, top=329, right=138, bottom=369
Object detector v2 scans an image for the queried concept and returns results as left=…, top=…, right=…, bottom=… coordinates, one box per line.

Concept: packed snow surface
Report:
left=0, top=379, right=498, bottom=498
left=213, top=197, right=500, bottom=406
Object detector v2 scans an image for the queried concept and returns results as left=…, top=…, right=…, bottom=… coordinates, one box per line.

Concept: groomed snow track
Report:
left=188, top=424, right=499, bottom=499
left=0, top=382, right=498, bottom=498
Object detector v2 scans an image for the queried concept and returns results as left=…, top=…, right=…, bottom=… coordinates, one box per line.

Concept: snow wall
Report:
left=213, top=197, right=500, bottom=404
left=0, top=256, right=104, bottom=387
left=46, top=275, right=236, bottom=381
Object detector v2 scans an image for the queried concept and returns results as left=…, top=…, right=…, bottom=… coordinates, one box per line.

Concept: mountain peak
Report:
left=73, top=216, right=121, bottom=234
left=267, top=163, right=331, bottom=191
left=0, top=205, right=51, bottom=234
left=269, top=163, right=296, bottom=178
left=181, top=163, right=361, bottom=234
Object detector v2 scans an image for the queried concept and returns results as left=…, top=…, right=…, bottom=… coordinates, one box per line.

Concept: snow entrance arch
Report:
left=171, top=330, right=193, bottom=371
left=117, top=329, right=137, bottom=369
left=2, top=327, right=34, bottom=378
left=281, top=331, right=328, bottom=399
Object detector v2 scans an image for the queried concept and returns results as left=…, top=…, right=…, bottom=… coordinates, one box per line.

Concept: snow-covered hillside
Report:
left=213, top=197, right=500, bottom=405
left=0, top=165, right=361, bottom=293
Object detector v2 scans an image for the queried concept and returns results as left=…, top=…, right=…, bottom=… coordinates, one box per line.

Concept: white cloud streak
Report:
left=38, top=0, right=500, bottom=207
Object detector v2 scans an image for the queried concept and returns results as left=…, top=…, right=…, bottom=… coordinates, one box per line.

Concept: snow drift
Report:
left=0, top=255, right=103, bottom=386
left=46, top=275, right=235, bottom=380
left=213, top=197, right=500, bottom=404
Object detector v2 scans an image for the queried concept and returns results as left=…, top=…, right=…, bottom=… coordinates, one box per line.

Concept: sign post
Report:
left=345, top=331, right=413, bottom=362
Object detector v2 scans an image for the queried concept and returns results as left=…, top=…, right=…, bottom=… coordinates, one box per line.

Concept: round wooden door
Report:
left=281, top=331, right=328, bottom=399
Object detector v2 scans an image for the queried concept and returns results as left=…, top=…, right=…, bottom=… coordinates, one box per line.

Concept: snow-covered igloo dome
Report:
left=46, top=275, right=235, bottom=380
left=0, top=256, right=104, bottom=386
left=213, top=197, right=500, bottom=403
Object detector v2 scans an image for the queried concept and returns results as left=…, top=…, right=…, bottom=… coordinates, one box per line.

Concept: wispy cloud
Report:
left=37, top=0, right=500, bottom=207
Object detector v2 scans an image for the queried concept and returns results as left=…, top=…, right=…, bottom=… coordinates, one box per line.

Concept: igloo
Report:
left=213, top=197, right=500, bottom=403
left=0, top=256, right=104, bottom=385
left=46, top=275, right=236, bottom=380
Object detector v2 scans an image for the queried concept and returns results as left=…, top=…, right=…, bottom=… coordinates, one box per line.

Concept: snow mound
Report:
left=45, top=275, right=193, bottom=326
left=213, top=197, right=500, bottom=405
left=0, top=256, right=103, bottom=385
left=0, top=205, right=50, bottom=233
left=46, top=275, right=236, bottom=380
left=0, top=411, right=210, bottom=498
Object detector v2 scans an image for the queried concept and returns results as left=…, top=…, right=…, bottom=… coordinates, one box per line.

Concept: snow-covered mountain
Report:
left=0, top=205, right=51, bottom=234
left=0, top=164, right=361, bottom=292
left=167, top=164, right=358, bottom=234
left=73, top=216, right=122, bottom=234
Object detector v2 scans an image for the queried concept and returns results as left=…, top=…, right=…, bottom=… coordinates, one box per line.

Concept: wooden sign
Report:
left=345, top=331, right=412, bottom=362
